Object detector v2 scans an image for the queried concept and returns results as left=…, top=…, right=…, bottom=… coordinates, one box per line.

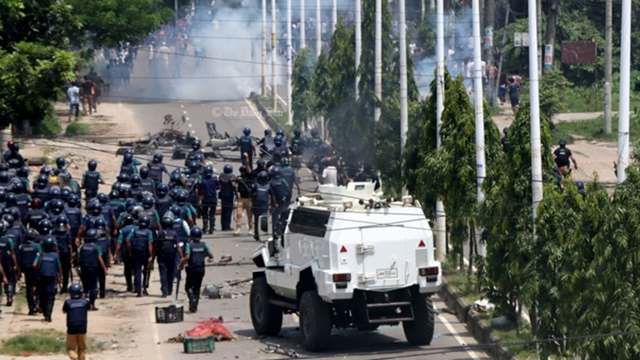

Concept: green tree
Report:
left=0, top=42, right=76, bottom=133
left=68, top=0, right=172, bottom=48
left=481, top=103, right=554, bottom=321
left=292, top=48, right=316, bottom=129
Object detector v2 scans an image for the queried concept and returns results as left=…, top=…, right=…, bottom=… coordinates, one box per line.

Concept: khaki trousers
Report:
left=67, top=334, right=87, bottom=360
left=235, top=198, right=253, bottom=232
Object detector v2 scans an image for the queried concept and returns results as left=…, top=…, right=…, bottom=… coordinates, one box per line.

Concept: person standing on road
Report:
left=34, top=237, right=61, bottom=322
left=238, top=127, right=256, bottom=169
left=155, top=216, right=183, bottom=298
left=269, top=167, right=290, bottom=241
left=115, top=213, right=136, bottom=292
left=52, top=219, right=72, bottom=293
left=251, top=172, right=271, bottom=241
left=280, top=158, right=299, bottom=203
left=147, top=153, right=169, bottom=186
left=126, top=216, right=154, bottom=297
left=139, top=167, right=156, bottom=195
left=508, top=76, right=520, bottom=112
left=553, top=139, right=578, bottom=177
left=67, top=82, right=81, bottom=122
left=81, top=76, right=96, bottom=115
left=78, top=229, right=107, bottom=311
left=81, top=160, right=103, bottom=203
left=198, top=165, right=218, bottom=234
left=17, top=231, right=41, bottom=315
left=63, top=283, right=91, bottom=360
left=234, top=165, right=253, bottom=236
left=0, top=221, right=18, bottom=307
left=218, top=165, right=236, bottom=231
left=180, top=227, right=212, bottom=313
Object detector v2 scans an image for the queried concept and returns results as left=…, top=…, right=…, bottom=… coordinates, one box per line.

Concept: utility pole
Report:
left=472, top=0, right=486, bottom=212
left=332, top=0, right=338, bottom=33
left=604, top=0, right=612, bottom=134
left=272, top=0, right=277, bottom=111
left=287, top=0, right=293, bottom=125
left=316, top=0, right=321, bottom=56
left=528, top=0, right=543, bottom=219
left=420, top=0, right=425, bottom=21
left=618, top=0, right=631, bottom=183
left=300, top=0, right=306, bottom=49
left=399, top=0, right=408, bottom=161
left=261, top=0, right=267, bottom=96
left=374, top=0, right=382, bottom=123
left=537, top=0, right=542, bottom=76
left=174, top=0, right=179, bottom=24
left=484, top=0, right=495, bottom=102
left=544, top=0, right=559, bottom=73
left=355, top=0, right=362, bottom=99
left=435, top=0, right=446, bottom=262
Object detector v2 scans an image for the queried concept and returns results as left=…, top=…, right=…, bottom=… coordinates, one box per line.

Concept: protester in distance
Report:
left=553, top=139, right=578, bottom=177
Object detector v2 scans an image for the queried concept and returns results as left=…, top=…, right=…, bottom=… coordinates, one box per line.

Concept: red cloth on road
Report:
left=186, top=317, right=234, bottom=341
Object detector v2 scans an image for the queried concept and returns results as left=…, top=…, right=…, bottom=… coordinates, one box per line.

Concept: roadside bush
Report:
left=32, top=107, right=62, bottom=136
left=64, top=121, right=90, bottom=136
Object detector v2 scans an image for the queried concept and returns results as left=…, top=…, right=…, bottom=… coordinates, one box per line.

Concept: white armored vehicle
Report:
left=249, top=182, right=442, bottom=351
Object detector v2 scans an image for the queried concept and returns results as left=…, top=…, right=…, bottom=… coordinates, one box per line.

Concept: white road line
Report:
left=437, top=313, right=482, bottom=359
left=244, top=98, right=269, bottom=130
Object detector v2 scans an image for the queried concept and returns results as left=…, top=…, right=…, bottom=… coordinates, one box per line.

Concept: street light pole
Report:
left=272, top=0, right=278, bottom=111
left=261, top=0, right=267, bottom=96
left=399, top=0, right=408, bottom=161
left=316, top=0, right=321, bottom=56
left=287, top=0, right=293, bottom=125
left=355, top=0, right=362, bottom=99
left=528, top=0, right=543, bottom=219
left=300, top=0, right=306, bottom=49
left=374, top=0, right=382, bottom=123
left=618, top=0, right=631, bottom=183
left=435, top=0, right=446, bottom=261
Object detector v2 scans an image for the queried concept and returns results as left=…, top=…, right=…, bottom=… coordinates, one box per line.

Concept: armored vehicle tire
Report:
left=402, top=294, right=435, bottom=346
left=300, top=290, right=332, bottom=352
left=250, top=277, right=283, bottom=336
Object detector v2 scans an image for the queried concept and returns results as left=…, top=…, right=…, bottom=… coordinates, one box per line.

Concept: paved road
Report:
left=103, top=99, right=491, bottom=359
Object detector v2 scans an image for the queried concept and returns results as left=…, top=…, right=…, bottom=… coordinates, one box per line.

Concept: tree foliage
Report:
left=292, top=48, right=316, bottom=129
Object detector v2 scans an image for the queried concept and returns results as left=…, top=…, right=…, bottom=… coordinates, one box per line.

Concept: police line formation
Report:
left=0, top=126, right=328, bottom=324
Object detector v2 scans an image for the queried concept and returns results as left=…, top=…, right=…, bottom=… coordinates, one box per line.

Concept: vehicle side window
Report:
left=288, top=208, right=330, bottom=237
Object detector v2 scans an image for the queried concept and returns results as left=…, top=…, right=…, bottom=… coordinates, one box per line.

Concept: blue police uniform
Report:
left=18, top=240, right=41, bottom=314
left=126, top=228, right=153, bottom=296
left=155, top=229, right=180, bottom=297
left=78, top=242, right=102, bottom=308
left=36, top=250, right=60, bottom=321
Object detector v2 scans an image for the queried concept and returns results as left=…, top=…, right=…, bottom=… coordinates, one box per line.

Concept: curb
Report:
left=439, top=281, right=514, bottom=360
left=248, top=92, right=279, bottom=130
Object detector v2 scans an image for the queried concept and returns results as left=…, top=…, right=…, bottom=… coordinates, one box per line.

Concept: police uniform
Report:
left=218, top=174, right=236, bottom=231
left=126, top=227, right=153, bottom=296
left=155, top=228, right=180, bottom=297
left=18, top=239, right=41, bottom=314
left=81, top=170, right=102, bottom=201
left=270, top=176, right=290, bottom=239
left=0, top=236, right=17, bottom=306
left=35, top=249, right=61, bottom=321
left=252, top=182, right=271, bottom=240
left=116, top=224, right=136, bottom=292
left=63, top=297, right=91, bottom=359
left=148, top=162, right=168, bottom=185
left=54, top=229, right=73, bottom=292
left=198, top=176, right=219, bottom=234
left=96, top=230, right=111, bottom=298
left=238, top=135, right=255, bottom=169
left=184, top=241, right=211, bottom=312
left=78, top=241, right=102, bottom=308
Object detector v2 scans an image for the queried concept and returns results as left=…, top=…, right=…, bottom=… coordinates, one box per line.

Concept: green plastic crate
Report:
left=183, top=336, right=215, bottom=353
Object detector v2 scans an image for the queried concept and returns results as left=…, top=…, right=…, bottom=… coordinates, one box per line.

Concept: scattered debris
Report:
left=167, top=335, right=185, bottom=343
left=262, top=343, right=301, bottom=358
left=472, top=298, right=495, bottom=313
left=218, top=255, right=233, bottom=264
left=185, top=317, right=234, bottom=341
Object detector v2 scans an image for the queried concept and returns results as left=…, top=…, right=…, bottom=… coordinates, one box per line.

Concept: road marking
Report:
left=244, top=98, right=269, bottom=130
left=437, top=313, right=482, bottom=359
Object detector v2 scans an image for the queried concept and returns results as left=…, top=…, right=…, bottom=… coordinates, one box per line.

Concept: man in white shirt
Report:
left=67, top=82, right=80, bottom=122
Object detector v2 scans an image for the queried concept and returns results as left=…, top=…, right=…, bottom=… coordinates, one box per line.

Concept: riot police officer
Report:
left=0, top=221, right=18, bottom=306
left=235, top=165, right=253, bottom=236
left=258, top=129, right=275, bottom=155
left=180, top=227, right=212, bottom=313
left=186, top=139, right=205, bottom=165
left=198, top=165, right=218, bottom=234
left=34, top=237, right=61, bottom=322
left=147, top=153, right=168, bottom=186
left=94, top=218, right=111, bottom=298
left=82, top=160, right=103, bottom=202
left=11, top=181, right=31, bottom=222
left=65, top=195, right=82, bottom=251
left=17, top=230, right=41, bottom=314
left=251, top=172, right=271, bottom=241
left=120, top=150, right=140, bottom=177
left=139, top=166, right=156, bottom=195
left=269, top=167, right=290, bottom=240
left=26, top=198, right=49, bottom=231
left=155, top=184, right=172, bottom=218
left=126, top=216, right=154, bottom=297
left=115, top=213, right=136, bottom=292
left=155, top=216, right=182, bottom=297
left=78, top=229, right=107, bottom=310
left=32, top=175, right=50, bottom=204
left=52, top=218, right=72, bottom=293
left=218, top=165, right=236, bottom=231
left=271, top=136, right=289, bottom=165
left=290, top=128, right=305, bottom=156
left=238, top=127, right=255, bottom=169
left=129, top=175, right=143, bottom=201
left=280, top=158, right=299, bottom=203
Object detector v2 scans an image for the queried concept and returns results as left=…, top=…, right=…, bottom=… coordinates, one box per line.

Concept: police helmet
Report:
left=68, top=283, right=83, bottom=299
left=161, top=215, right=174, bottom=228
left=68, top=194, right=80, bottom=208
left=50, top=199, right=65, bottom=214
left=40, top=165, right=51, bottom=176
left=87, top=198, right=101, bottom=215
left=139, top=166, right=150, bottom=179
left=61, top=186, right=72, bottom=200
left=85, top=228, right=98, bottom=242
left=0, top=220, right=8, bottom=234
left=156, top=183, right=168, bottom=197
left=192, top=139, right=202, bottom=151
left=117, top=173, right=131, bottom=184
left=270, top=166, right=281, bottom=178
left=190, top=226, right=203, bottom=240
left=56, top=157, right=66, bottom=169
left=142, top=196, right=154, bottom=209
left=256, top=159, right=266, bottom=169
left=274, top=136, right=283, bottom=147
left=257, top=171, right=269, bottom=184
left=97, top=193, right=109, bottom=204
left=53, top=215, right=69, bottom=229
left=88, top=159, right=97, bottom=171
left=2, top=214, right=14, bottom=226
left=8, top=207, right=20, bottom=222
left=559, top=139, right=567, bottom=147
left=0, top=171, right=8, bottom=184
left=5, top=193, right=16, bottom=207
left=38, top=219, right=53, bottom=234
left=32, top=198, right=43, bottom=209
left=123, top=150, right=133, bottom=162
left=176, top=189, right=188, bottom=204
left=138, top=216, right=151, bottom=228
left=10, top=181, right=25, bottom=194
left=223, top=164, right=233, bottom=174
left=276, top=128, right=284, bottom=137
left=153, top=153, right=163, bottom=163
left=122, top=212, right=135, bottom=225
left=49, top=185, right=61, bottom=198
left=203, top=165, right=214, bottom=177
left=125, top=198, right=137, bottom=212
left=130, top=175, right=141, bottom=186
left=109, top=189, right=120, bottom=200
left=43, top=237, right=56, bottom=251
left=310, top=128, right=319, bottom=137
left=94, top=217, right=107, bottom=229
left=170, top=172, right=181, bottom=185
left=293, top=128, right=301, bottom=137
left=264, top=129, right=272, bottom=136
left=36, top=175, right=48, bottom=189
left=17, top=166, right=29, bottom=178
left=243, top=127, right=251, bottom=136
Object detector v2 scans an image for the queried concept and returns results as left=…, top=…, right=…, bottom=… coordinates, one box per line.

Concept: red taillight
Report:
left=332, top=273, right=351, bottom=282
left=340, top=245, right=348, bottom=253
left=418, top=240, right=426, bottom=248
left=419, top=267, right=439, bottom=277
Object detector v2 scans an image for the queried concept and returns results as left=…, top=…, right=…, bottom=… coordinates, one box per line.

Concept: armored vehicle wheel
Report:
left=300, top=290, right=332, bottom=351
left=250, top=276, right=283, bottom=336
left=402, top=294, right=435, bottom=346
